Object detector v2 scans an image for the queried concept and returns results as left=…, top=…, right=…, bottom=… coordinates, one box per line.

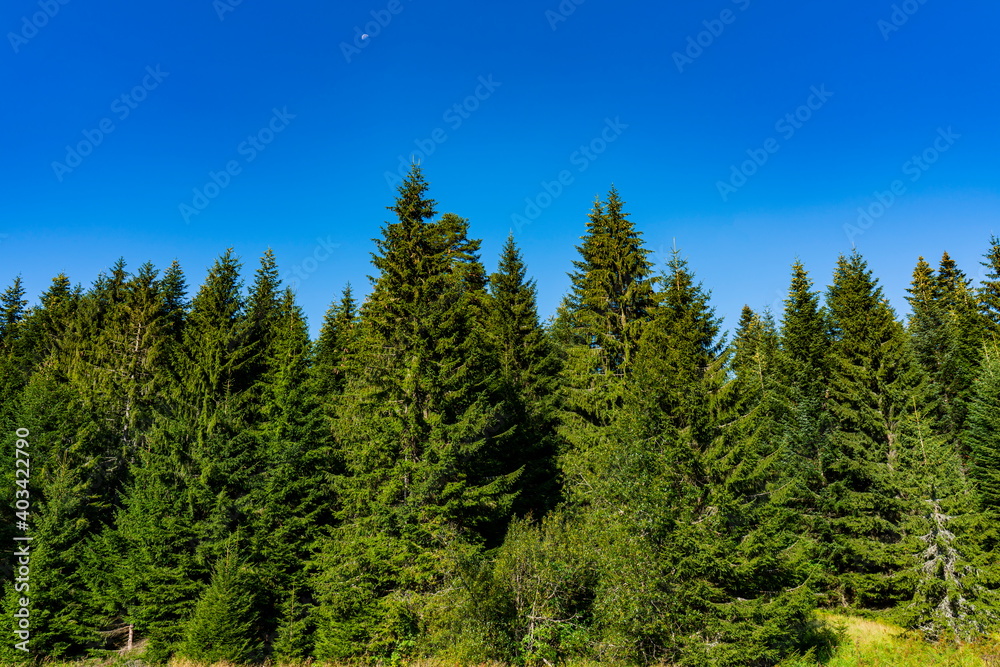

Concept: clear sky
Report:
left=3, top=0, right=999, bottom=338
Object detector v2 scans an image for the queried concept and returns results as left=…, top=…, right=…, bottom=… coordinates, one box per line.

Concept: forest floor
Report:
left=789, top=612, right=1000, bottom=666
left=38, top=613, right=1000, bottom=667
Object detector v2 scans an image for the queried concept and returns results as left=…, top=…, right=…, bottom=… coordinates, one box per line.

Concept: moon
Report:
left=361, top=33, right=369, bottom=39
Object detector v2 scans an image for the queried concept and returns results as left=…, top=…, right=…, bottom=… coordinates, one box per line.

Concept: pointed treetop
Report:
left=906, top=256, right=937, bottom=316
left=190, top=249, right=244, bottom=325
left=0, top=276, right=27, bottom=342
left=387, top=162, right=437, bottom=227
left=248, top=248, right=281, bottom=315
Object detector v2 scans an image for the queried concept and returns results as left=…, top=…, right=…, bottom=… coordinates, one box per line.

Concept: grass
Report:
left=783, top=612, right=1000, bottom=667
left=30, top=615, right=1000, bottom=667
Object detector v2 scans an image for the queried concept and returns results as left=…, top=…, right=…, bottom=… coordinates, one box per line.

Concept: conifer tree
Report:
left=820, top=251, right=926, bottom=608
left=964, top=344, right=1000, bottom=512
left=17, top=274, right=80, bottom=368
left=718, top=306, right=788, bottom=502
left=116, top=251, right=256, bottom=656
left=0, top=277, right=83, bottom=660
left=569, top=254, right=817, bottom=665
left=0, top=458, right=97, bottom=660
left=249, top=287, right=331, bottom=658
left=313, top=165, right=517, bottom=659
left=180, top=546, right=261, bottom=664
left=245, top=249, right=282, bottom=387
left=114, top=419, right=204, bottom=659
left=177, top=249, right=259, bottom=540
left=559, top=187, right=656, bottom=374
left=159, top=259, right=189, bottom=341
left=483, top=235, right=562, bottom=520
left=0, top=276, right=27, bottom=345
left=898, top=412, right=998, bottom=642
left=907, top=253, right=982, bottom=444
left=0, top=277, right=28, bottom=584
left=314, top=283, right=358, bottom=404
left=777, top=261, right=832, bottom=540
left=980, top=235, right=1000, bottom=340
left=556, top=188, right=657, bottom=507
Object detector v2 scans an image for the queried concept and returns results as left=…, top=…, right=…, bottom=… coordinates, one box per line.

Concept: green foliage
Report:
left=483, top=235, right=563, bottom=522
left=312, top=164, right=519, bottom=659
left=979, top=235, right=1000, bottom=341
left=180, top=546, right=262, bottom=664
left=558, top=187, right=656, bottom=375
left=965, top=345, right=1000, bottom=512
left=3, top=176, right=1000, bottom=664
left=907, top=253, right=983, bottom=446
left=818, top=251, right=926, bottom=608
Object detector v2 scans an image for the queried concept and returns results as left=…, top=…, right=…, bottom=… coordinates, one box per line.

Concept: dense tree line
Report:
left=2, top=165, right=1000, bottom=665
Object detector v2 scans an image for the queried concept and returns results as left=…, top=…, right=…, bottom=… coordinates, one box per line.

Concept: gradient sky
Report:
left=3, top=0, right=999, bottom=338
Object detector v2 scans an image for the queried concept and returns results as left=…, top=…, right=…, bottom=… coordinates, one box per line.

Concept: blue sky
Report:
left=3, top=0, right=999, bottom=337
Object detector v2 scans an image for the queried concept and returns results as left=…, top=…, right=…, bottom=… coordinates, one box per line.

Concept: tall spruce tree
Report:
left=555, top=188, right=657, bottom=512
left=907, top=253, right=982, bottom=445
left=312, top=165, right=517, bottom=659
left=249, top=286, right=330, bottom=659
left=558, top=186, right=656, bottom=374
left=483, top=234, right=562, bottom=521
left=0, top=278, right=29, bottom=576
left=898, top=407, right=998, bottom=642
left=820, top=251, right=926, bottom=608
left=314, top=283, right=358, bottom=407
left=778, top=261, right=832, bottom=549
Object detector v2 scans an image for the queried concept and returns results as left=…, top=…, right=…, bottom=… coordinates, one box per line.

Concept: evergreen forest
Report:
left=4, top=165, right=1000, bottom=666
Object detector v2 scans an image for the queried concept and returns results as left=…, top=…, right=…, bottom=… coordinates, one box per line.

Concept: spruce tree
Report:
left=570, top=254, right=817, bottom=665
left=820, top=251, right=926, bottom=608
left=559, top=186, right=656, bottom=374
left=159, top=259, right=189, bottom=341
left=314, top=283, right=358, bottom=404
left=964, top=344, right=1000, bottom=512
left=249, top=287, right=331, bottom=659
left=980, top=235, right=1000, bottom=340
left=907, top=253, right=982, bottom=445
left=0, top=278, right=29, bottom=560
left=778, top=261, right=832, bottom=548
left=898, top=412, right=998, bottom=642
left=312, top=165, right=517, bottom=659
left=482, top=235, right=562, bottom=520
left=180, top=545, right=261, bottom=664
left=556, top=188, right=657, bottom=509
